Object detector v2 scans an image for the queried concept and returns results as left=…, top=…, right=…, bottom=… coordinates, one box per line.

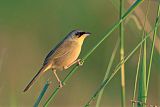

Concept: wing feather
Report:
left=43, top=40, right=76, bottom=65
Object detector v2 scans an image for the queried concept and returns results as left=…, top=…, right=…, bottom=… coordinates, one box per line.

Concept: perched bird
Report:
left=23, top=30, right=91, bottom=92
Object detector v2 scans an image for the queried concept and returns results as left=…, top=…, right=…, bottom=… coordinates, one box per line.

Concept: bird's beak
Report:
left=84, top=32, right=91, bottom=36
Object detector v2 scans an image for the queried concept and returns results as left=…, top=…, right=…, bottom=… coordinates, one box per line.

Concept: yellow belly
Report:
left=53, top=44, right=81, bottom=70
left=65, top=46, right=81, bottom=67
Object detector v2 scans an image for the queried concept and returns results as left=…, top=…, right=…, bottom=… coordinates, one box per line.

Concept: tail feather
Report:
left=23, top=65, right=50, bottom=92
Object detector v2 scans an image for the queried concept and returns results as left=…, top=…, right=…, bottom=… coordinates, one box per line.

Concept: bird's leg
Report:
left=52, top=69, right=63, bottom=88
left=63, top=59, right=83, bottom=70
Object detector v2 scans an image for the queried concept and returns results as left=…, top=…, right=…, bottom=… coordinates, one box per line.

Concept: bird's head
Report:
left=66, top=30, right=91, bottom=43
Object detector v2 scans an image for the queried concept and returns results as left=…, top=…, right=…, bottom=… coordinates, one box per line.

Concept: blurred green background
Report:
left=0, top=0, right=159, bottom=106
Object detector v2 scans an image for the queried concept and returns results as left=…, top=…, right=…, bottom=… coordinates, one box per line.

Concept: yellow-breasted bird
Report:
left=23, top=30, right=91, bottom=92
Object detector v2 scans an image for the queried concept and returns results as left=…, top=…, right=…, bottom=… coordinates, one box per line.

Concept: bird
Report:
left=23, top=29, right=91, bottom=92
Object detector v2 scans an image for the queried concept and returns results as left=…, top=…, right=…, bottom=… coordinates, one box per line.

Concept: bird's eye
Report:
left=75, top=32, right=85, bottom=38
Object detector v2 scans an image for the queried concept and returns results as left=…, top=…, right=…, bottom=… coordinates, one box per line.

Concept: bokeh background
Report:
left=0, top=0, right=159, bottom=107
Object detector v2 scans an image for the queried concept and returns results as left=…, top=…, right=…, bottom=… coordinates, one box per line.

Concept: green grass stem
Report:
left=34, top=80, right=50, bottom=107
left=95, top=40, right=119, bottom=107
left=132, top=42, right=142, bottom=107
left=146, top=1, right=160, bottom=96
left=138, top=1, right=150, bottom=106
left=120, top=0, right=126, bottom=107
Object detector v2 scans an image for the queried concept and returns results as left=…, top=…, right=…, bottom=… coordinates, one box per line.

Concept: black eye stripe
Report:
left=75, top=32, right=85, bottom=36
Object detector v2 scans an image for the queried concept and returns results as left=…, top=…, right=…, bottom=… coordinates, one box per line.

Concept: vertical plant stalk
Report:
left=95, top=40, right=119, bottom=107
left=138, top=0, right=150, bottom=106
left=34, top=80, right=50, bottom=107
left=120, top=0, right=126, bottom=107
left=43, top=0, right=143, bottom=106
left=146, top=2, right=160, bottom=96
left=132, top=44, right=142, bottom=107
left=138, top=51, right=147, bottom=107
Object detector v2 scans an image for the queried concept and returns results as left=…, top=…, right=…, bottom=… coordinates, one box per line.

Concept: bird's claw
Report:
left=77, top=59, right=84, bottom=66
left=59, top=81, right=63, bottom=88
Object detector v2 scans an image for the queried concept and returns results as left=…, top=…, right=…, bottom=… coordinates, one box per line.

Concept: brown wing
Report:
left=43, top=40, right=76, bottom=65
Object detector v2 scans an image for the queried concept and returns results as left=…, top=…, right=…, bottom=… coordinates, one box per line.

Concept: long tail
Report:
left=23, top=65, right=50, bottom=92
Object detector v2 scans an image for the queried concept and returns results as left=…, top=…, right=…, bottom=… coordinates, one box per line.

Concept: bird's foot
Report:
left=58, top=81, right=63, bottom=88
left=63, top=59, right=84, bottom=70
left=77, top=59, right=84, bottom=66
